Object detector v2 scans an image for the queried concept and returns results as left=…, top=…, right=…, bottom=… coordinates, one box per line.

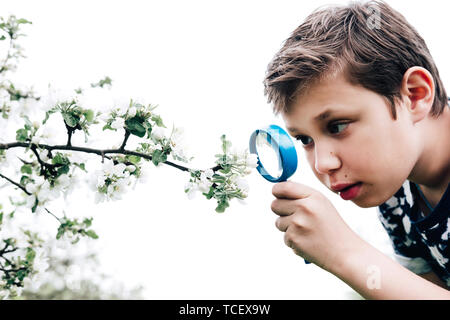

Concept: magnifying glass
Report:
left=248, top=124, right=298, bottom=182
left=249, top=124, right=310, bottom=264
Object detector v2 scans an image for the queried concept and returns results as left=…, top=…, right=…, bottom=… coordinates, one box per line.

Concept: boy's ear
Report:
left=401, top=66, right=435, bottom=123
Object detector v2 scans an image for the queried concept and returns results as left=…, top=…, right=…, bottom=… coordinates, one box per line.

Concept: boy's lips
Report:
left=330, top=182, right=363, bottom=200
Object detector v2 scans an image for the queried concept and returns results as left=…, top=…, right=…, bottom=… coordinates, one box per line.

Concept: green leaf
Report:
left=91, top=76, right=112, bottom=88
left=125, top=117, right=146, bottom=137
left=23, top=114, right=33, bottom=127
left=62, top=112, right=79, bottom=128
left=56, top=226, right=65, bottom=240
left=215, top=200, right=229, bottom=213
left=25, top=248, right=36, bottom=262
left=204, top=187, right=215, bottom=200
left=56, top=165, right=70, bottom=177
left=52, top=153, right=69, bottom=165
left=151, top=115, right=165, bottom=127
left=20, top=164, right=32, bottom=175
left=126, top=155, right=141, bottom=164
left=212, top=175, right=226, bottom=183
left=83, top=109, right=94, bottom=122
left=151, top=149, right=167, bottom=166
left=151, top=149, right=162, bottom=166
left=219, top=168, right=230, bottom=174
left=20, top=175, right=31, bottom=186
left=83, top=218, right=92, bottom=228
left=16, top=18, right=32, bottom=25
left=85, top=230, right=98, bottom=239
left=221, top=134, right=232, bottom=154
left=16, top=128, right=29, bottom=141
left=43, top=107, right=58, bottom=124
left=17, top=269, right=27, bottom=281
left=74, top=162, right=86, bottom=171
left=31, top=197, right=38, bottom=213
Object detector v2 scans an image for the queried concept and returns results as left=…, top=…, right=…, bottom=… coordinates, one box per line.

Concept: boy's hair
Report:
left=264, top=0, right=448, bottom=119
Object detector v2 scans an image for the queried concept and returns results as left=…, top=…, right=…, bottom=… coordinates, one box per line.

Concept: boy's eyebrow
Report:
left=287, top=109, right=335, bottom=134
left=314, top=109, right=333, bottom=122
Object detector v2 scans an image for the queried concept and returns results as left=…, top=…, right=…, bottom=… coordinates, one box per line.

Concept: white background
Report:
left=2, top=0, right=449, bottom=299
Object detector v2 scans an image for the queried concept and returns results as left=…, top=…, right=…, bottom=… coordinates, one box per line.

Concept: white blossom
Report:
left=112, top=97, right=131, bottom=116
left=204, top=168, right=214, bottom=179
left=127, top=106, right=137, bottom=118
left=33, top=248, right=50, bottom=273
left=198, top=181, right=212, bottom=193
left=111, top=117, right=125, bottom=130
left=126, top=165, right=136, bottom=173
left=234, top=177, right=249, bottom=193
left=0, top=286, right=10, bottom=300
left=152, top=126, right=166, bottom=141
left=39, top=149, right=50, bottom=162
left=185, top=182, right=198, bottom=200
left=32, top=125, right=59, bottom=145
left=90, top=159, right=133, bottom=202
left=40, top=86, right=76, bottom=112
left=25, top=194, right=37, bottom=209
left=246, top=153, right=258, bottom=168
left=98, top=111, right=111, bottom=122
left=138, top=167, right=150, bottom=183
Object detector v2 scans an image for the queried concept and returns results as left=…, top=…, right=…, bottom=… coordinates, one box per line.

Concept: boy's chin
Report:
left=352, top=200, right=377, bottom=209
left=351, top=195, right=386, bottom=208
left=349, top=183, right=400, bottom=208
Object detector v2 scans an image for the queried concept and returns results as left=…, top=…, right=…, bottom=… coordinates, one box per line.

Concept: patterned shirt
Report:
left=377, top=180, right=450, bottom=287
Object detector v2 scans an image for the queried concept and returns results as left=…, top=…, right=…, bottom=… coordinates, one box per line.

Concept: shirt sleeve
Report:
left=376, top=181, right=433, bottom=275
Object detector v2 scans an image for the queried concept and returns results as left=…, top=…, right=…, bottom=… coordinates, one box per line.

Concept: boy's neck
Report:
left=408, top=104, right=450, bottom=208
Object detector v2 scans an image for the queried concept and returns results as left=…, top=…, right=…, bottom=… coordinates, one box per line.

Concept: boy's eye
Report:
left=328, top=122, right=349, bottom=134
left=295, top=135, right=313, bottom=146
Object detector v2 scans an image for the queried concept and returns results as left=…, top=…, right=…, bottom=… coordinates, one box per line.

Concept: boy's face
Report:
left=282, top=74, right=420, bottom=208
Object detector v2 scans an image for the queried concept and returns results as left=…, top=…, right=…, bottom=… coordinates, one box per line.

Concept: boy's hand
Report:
left=271, top=181, right=363, bottom=272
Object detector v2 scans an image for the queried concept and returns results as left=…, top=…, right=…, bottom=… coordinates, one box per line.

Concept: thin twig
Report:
left=0, top=242, right=17, bottom=256
left=65, top=123, right=73, bottom=147
left=119, top=130, right=131, bottom=151
left=44, top=208, right=61, bottom=223
left=0, top=36, right=13, bottom=74
left=0, top=173, right=31, bottom=195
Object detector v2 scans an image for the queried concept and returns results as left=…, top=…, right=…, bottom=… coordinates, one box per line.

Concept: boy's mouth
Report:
left=337, top=182, right=363, bottom=200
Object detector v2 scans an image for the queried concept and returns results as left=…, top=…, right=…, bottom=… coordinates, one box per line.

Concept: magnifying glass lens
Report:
left=255, top=131, right=283, bottom=180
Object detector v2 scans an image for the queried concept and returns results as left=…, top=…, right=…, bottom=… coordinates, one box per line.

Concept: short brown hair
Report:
left=264, top=0, right=448, bottom=119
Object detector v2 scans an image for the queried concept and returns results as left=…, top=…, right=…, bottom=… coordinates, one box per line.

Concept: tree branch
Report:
left=29, top=144, right=64, bottom=178
left=0, top=172, right=31, bottom=195
left=65, top=123, right=74, bottom=147
left=0, top=141, right=215, bottom=173
left=0, top=242, right=18, bottom=256
left=119, top=130, right=131, bottom=151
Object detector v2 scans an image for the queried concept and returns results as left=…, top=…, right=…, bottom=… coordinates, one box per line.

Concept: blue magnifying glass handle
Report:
left=249, top=124, right=310, bottom=265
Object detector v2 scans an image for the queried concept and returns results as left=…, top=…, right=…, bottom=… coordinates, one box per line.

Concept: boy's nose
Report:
left=314, top=144, right=341, bottom=175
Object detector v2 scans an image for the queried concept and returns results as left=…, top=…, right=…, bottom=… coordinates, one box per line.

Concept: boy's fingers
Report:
left=275, top=216, right=291, bottom=232
left=272, top=181, right=315, bottom=200
left=271, top=198, right=298, bottom=216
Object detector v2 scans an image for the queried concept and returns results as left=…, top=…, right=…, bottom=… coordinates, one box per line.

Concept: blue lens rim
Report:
left=249, top=124, right=298, bottom=183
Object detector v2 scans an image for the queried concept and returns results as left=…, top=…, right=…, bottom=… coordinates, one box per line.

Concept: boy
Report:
left=264, top=0, right=449, bottom=299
